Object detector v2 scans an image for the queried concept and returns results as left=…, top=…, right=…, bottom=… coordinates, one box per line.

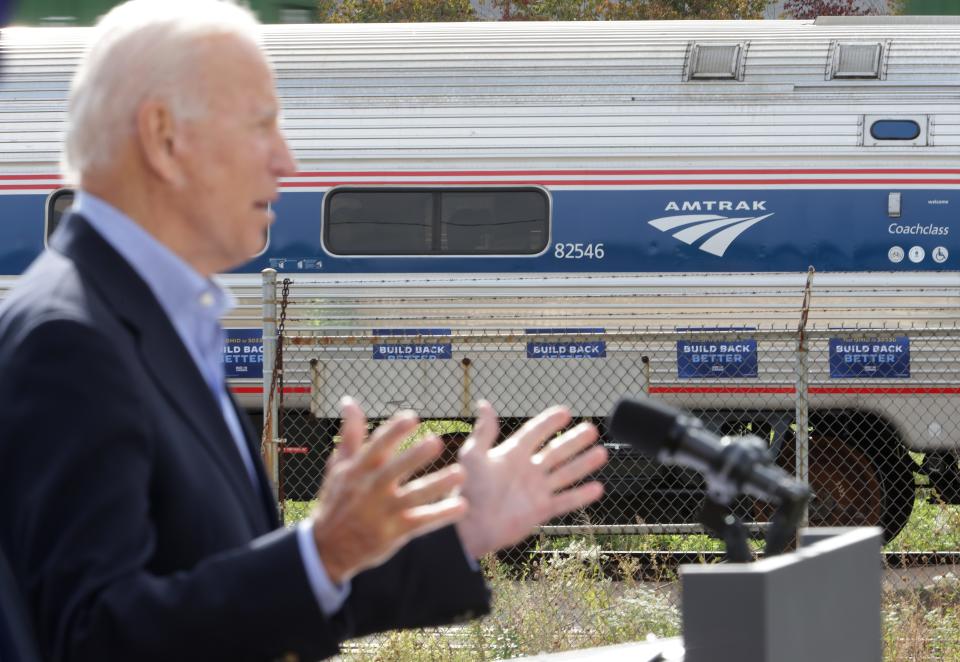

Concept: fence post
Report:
left=795, top=342, right=810, bottom=528
left=795, top=267, right=815, bottom=528
left=261, top=268, right=279, bottom=504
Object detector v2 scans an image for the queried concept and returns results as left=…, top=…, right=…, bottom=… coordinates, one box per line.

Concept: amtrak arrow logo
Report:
left=647, top=213, right=774, bottom=257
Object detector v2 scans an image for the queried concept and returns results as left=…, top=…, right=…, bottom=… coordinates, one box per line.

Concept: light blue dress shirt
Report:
left=71, top=191, right=348, bottom=616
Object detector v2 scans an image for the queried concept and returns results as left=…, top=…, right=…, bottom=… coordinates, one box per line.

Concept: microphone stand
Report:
left=698, top=437, right=812, bottom=562
left=763, top=482, right=811, bottom=557
left=700, top=496, right=753, bottom=563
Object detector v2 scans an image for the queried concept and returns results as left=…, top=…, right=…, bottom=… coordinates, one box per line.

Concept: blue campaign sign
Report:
left=527, top=341, right=606, bottom=359
left=372, top=328, right=452, bottom=360
left=222, top=328, right=264, bottom=379
left=373, top=328, right=451, bottom=336
left=677, top=339, right=758, bottom=379
left=524, top=328, right=606, bottom=359
left=373, top=343, right=452, bottom=360
left=829, top=337, right=910, bottom=378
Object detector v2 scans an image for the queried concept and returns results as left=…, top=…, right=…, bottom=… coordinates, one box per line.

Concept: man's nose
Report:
left=273, top=132, right=297, bottom=178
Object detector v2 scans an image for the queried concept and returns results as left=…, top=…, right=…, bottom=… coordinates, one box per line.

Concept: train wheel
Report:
left=775, top=434, right=915, bottom=542
left=806, top=435, right=884, bottom=528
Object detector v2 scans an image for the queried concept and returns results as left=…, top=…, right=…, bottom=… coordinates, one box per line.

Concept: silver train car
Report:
left=3, top=16, right=960, bottom=538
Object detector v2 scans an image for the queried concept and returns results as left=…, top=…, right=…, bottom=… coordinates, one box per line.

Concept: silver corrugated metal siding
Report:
left=2, top=20, right=960, bottom=171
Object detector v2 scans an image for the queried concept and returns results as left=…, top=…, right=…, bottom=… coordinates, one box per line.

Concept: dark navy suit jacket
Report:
left=0, top=216, right=489, bottom=661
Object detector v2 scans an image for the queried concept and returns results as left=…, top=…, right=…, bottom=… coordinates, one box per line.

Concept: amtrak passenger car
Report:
left=3, top=18, right=958, bottom=297
left=3, top=17, right=960, bottom=539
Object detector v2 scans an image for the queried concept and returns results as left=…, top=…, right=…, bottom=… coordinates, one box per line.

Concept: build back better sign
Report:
left=677, top=339, right=758, bottom=379
left=829, top=337, right=910, bottom=379
left=222, top=329, right=264, bottom=379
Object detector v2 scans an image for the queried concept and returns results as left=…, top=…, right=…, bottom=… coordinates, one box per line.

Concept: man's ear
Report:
left=136, top=99, right=184, bottom=185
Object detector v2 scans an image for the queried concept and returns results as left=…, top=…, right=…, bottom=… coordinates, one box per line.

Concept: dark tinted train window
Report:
left=328, top=191, right=434, bottom=254
left=324, top=188, right=549, bottom=256
left=870, top=120, right=921, bottom=141
left=45, top=188, right=74, bottom=243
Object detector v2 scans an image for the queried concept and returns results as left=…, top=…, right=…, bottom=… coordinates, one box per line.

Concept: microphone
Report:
left=608, top=397, right=808, bottom=507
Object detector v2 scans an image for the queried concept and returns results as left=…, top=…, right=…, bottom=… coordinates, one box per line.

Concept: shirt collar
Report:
left=70, top=191, right=234, bottom=323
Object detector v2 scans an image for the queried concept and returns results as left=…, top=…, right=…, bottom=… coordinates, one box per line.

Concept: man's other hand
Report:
left=455, top=402, right=608, bottom=559
left=311, top=397, right=468, bottom=585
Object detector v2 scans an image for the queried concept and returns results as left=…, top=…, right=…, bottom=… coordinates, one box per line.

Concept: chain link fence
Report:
left=257, top=270, right=960, bottom=659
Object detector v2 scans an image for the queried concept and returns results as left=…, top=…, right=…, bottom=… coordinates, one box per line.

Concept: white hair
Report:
left=61, top=0, right=262, bottom=182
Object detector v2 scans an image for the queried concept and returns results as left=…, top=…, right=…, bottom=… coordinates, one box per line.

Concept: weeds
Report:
left=285, top=492, right=958, bottom=660
left=886, top=496, right=960, bottom=553
left=884, top=573, right=960, bottom=661
left=338, top=539, right=680, bottom=661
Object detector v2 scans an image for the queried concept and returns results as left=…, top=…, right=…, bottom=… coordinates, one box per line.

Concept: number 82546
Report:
left=554, top=243, right=605, bottom=259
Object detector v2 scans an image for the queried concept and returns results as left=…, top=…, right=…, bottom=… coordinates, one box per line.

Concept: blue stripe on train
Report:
left=258, top=188, right=957, bottom=274
left=1, top=188, right=956, bottom=275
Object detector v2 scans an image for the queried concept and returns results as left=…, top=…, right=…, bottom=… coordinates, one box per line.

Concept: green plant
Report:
left=884, top=574, right=960, bottom=660
left=289, top=491, right=959, bottom=659
left=885, top=495, right=960, bottom=553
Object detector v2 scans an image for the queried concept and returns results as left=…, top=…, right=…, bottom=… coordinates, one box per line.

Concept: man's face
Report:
left=174, top=35, right=296, bottom=275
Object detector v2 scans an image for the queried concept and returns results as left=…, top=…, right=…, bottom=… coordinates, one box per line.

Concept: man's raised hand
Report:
left=455, top=401, right=608, bottom=559
left=311, top=397, right=468, bottom=584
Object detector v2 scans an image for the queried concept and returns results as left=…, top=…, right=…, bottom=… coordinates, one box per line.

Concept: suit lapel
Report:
left=52, top=215, right=273, bottom=532
left=228, top=391, right=281, bottom=529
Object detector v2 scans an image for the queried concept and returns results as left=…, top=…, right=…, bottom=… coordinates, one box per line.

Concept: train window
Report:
left=863, top=115, right=927, bottom=147
left=44, top=188, right=74, bottom=244
left=323, top=188, right=549, bottom=256
left=870, top=120, right=921, bottom=141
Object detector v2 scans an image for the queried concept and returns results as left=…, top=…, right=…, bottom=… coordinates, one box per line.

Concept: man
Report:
left=0, top=1, right=607, bottom=661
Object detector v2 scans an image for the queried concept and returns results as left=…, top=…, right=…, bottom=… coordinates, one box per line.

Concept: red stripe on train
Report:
left=651, top=386, right=960, bottom=395
left=810, top=387, right=960, bottom=395
left=289, top=168, right=960, bottom=177
left=9, top=178, right=956, bottom=192
left=0, top=175, right=62, bottom=181
left=650, top=386, right=796, bottom=394
left=5, top=167, right=960, bottom=182
left=15, top=178, right=960, bottom=192
left=16, top=179, right=959, bottom=192
left=278, top=178, right=960, bottom=187
left=230, top=386, right=311, bottom=394
left=233, top=385, right=960, bottom=396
